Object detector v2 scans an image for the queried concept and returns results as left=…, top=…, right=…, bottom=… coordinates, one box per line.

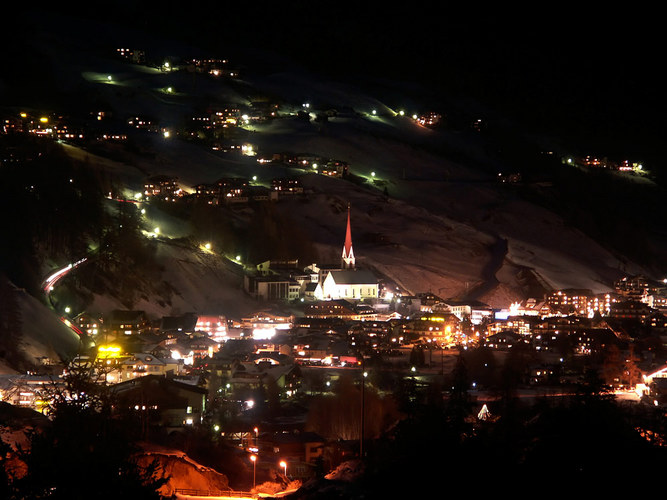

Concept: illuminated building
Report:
left=414, top=111, right=441, bottom=127
left=116, top=47, right=145, bottom=64
left=319, top=270, right=378, bottom=301
left=546, top=289, right=612, bottom=316
left=194, top=315, right=228, bottom=341
left=143, top=175, right=182, bottom=200
left=111, top=375, right=207, bottom=429
left=401, top=313, right=460, bottom=346
left=119, top=353, right=184, bottom=382
left=272, top=178, right=304, bottom=195
left=104, top=309, right=150, bottom=337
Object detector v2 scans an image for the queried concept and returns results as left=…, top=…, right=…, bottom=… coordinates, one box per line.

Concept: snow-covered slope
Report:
left=6, top=9, right=660, bottom=334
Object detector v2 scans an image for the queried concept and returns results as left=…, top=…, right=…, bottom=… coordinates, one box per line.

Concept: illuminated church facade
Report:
left=315, top=204, right=379, bottom=301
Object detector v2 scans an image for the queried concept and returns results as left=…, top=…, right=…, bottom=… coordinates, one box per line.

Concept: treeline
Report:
left=185, top=198, right=318, bottom=265
left=0, top=136, right=110, bottom=294
left=362, top=356, right=666, bottom=496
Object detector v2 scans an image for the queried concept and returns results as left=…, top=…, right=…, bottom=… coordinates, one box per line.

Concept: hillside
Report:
left=2, top=8, right=666, bottom=362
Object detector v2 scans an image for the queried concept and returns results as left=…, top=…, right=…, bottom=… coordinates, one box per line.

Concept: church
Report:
left=314, top=205, right=379, bottom=301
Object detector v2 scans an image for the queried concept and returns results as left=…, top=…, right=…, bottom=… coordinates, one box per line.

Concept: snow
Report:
left=84, top=241, right=260, bottom=320
left=8, top=9, right=660, bottom=357
left=8, top=288, right=81, bottom=372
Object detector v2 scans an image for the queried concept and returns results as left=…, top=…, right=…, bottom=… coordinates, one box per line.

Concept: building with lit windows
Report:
left=111, top=375, right=207, bottom=429
left=143, top=175, right=182, bottom=200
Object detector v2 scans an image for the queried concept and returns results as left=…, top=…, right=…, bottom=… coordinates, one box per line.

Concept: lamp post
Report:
left=254, top=427, right=259, bottom=449
left=280, top=460, right=287, bottom=477
left=360, top=361, right=366, bottom=459
left=250, top=454, right=257, bottom=489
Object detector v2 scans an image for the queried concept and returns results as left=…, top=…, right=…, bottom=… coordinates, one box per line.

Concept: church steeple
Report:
left=342, top=203, right=355, bottom=268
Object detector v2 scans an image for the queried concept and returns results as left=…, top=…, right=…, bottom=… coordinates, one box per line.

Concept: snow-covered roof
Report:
left=328, top=269, right=377, bottom=285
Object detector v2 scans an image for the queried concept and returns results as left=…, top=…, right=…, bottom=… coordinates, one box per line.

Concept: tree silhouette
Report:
left=15, top=366, right=166, bottom=499
left=622, top=344, right=641, bottom=387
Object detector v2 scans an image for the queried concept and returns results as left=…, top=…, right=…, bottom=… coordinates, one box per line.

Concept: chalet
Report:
left=243, top=185, right=277, bottom=202
left=0, top=374, right=64, bottom=413
left=401, top=313, right=460, bottom=346
left=238, top=310, right=293, bottom=333
left=272, top=178, right=304, bottom=195
left=229, top=361, right=301, bottom=398
left=614, top=275, right=665, bottom=301
left=211, top=107, right=241, bottom=127
left=116, top=48, right=145, bottom=64
left=127, top=115, right=158, bottom=132
left=487, top=316, right=534, bottom=337
left=484, top=331, right=522, bottom=350
left=415, top=292, right=444, bottom=312
left=117, top=352, right=184, bottom=382
left=305, top=300, right=366, bottom=321
left=575, top=327, right=621, bottom=355
left=76, top=313, right=102, bottom=336
left=321, top=160, right=349, bottom=177
left=195, top=177, right=249, bottom=204
left=111, top=375, right=207, bottom=429
left=144, top=175, right=181, bottom=200
left=437, top=299, right=493, bottom=324
left=610, top=300, right=652, bottom=322
left=105, top=310, right=150, bottom=337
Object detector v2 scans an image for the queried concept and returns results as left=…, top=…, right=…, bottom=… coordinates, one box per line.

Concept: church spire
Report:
left=342, top=203, right=355, bottom=268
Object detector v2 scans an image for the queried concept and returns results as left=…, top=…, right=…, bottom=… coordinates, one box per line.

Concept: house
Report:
left=272, top=178, right=304, bottom=195
left=159, top=313, right=198, bottom=334
left=484, top=331, right=522, bottom=350
left=144, top=175, right=182, bottom=200
left=304, top=300, right=367, bottom=321
left=229, top=361, right=301, bottom=399
left=244, top=275, right=301, bottom=301
left=194, top=315, right=228, bottom=341
left=610, top=300, right=652, bottom=322
left=105, top=310, right=150, bottom=337
left=111, top=375, right=207, bottom=429
left=261, top=431, right=326, bottom=479
left=322, top=160, right=349, bottom=177
left=400, top=313, right=460, bottom=346
left=118, top=352, right=184, bottom=382
left=244, top=185, right=278, bottom=202
left=0, top=374, right=64, bottom=413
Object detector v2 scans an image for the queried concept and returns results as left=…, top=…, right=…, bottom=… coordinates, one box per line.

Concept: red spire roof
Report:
left=342, top=204, right=355, bottom=268
left=344, top=205, right=353, bottom=255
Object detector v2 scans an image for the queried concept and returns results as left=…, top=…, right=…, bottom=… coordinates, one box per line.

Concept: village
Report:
left=2, top=27, right=667, bottom=495
left=3, top=200, right=667, bottom=484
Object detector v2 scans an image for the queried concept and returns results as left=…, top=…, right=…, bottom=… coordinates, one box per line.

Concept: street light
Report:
left=250, top=455, right=257, bottom=489
left=280, top=460, right=287, bottom=477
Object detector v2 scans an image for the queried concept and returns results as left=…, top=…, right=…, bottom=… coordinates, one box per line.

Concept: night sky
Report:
left=6, top=4, right=664, bottom=167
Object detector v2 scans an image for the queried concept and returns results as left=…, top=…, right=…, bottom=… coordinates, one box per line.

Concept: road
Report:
left=41, top=258, right=88, bottom=336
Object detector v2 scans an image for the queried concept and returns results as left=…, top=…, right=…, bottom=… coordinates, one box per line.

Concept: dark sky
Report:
left=7, top=3, right=664, bottom=165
